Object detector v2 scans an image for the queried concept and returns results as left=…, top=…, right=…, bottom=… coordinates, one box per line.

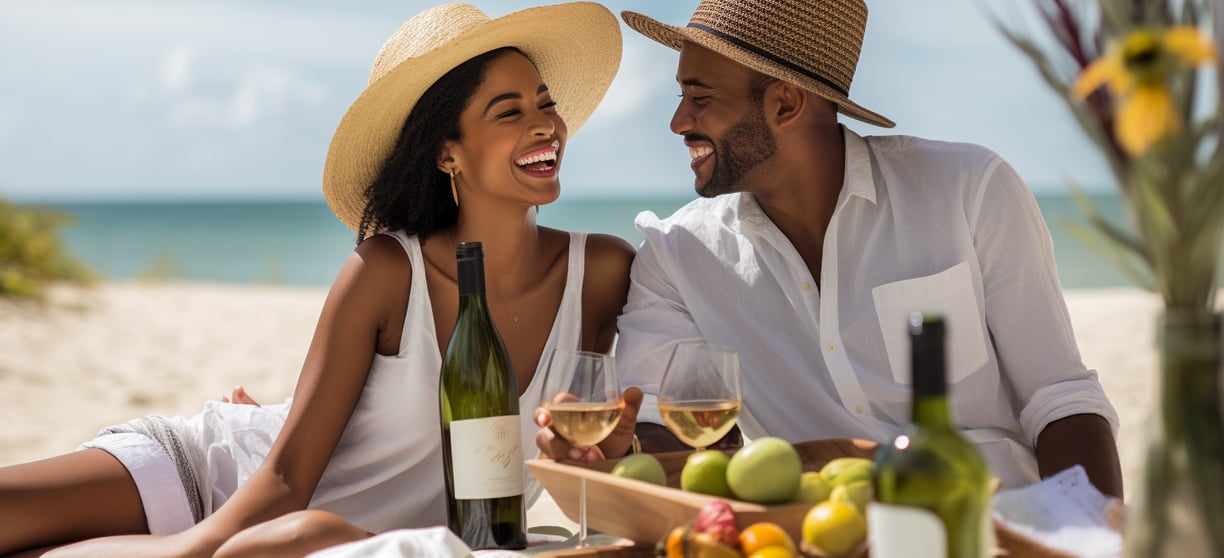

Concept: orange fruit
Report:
left=739, top=522, right=796, bottom=555
left=664, top=525, right=686, bottom=558
left=747, top=545, right=797, bottom=558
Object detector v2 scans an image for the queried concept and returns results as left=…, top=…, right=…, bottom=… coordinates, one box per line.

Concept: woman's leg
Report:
left=215, top=510, right=373, bottom=558
left=0, top=448, right=147, bottom=554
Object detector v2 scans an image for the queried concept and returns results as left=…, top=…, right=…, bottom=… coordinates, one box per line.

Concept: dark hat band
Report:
left=687, top=22, right=848, bottom=97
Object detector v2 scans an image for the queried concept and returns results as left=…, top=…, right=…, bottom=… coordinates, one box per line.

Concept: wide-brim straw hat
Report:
left=621, top=0, right=893, bottom=129
left=324, top=2, right=622, bottom=232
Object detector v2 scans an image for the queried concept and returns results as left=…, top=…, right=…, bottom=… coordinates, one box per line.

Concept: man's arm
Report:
left=636, top=423, right=743, bottom=454
left=1035, top=413, right=1123, bottom=498
left=969, top=157, right=1123, bottom=493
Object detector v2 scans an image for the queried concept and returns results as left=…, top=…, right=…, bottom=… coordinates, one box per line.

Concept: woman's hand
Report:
left=219, top=385, right=260, bottom=406
left=535, top=386, right=642, bottom=463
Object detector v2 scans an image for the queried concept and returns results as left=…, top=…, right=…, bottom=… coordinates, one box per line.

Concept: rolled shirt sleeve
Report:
left=970, top=156, right=1120, bottom=447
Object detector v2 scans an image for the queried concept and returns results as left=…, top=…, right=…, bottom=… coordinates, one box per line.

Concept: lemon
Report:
left=802, top=500, right=867, bottom=557
left=726, top=437, right=802, bottom=504
left=794, top=471, right=833, bottom=503
left=687, top=531, right=743, bottom=558
left=610, top=453, right=666, bottom=486
left=822, top=460, right=873, bottom=488
left=819, top=457, right=873, bottom=483
left=828, top=480, right=873, bottom=513
left=681, top=450, right=734, bottom=497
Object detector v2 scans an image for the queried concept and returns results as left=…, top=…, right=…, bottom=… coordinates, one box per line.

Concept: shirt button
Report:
left=826, top=343, right=837, bottom=353
left=801, top=282, right=812, bottom=291
left=855, top=405, right=863, bottom=414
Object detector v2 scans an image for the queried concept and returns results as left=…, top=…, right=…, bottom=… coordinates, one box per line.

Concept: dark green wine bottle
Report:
left=869, top=313, right=992, bottom=558
left=439, top=242, right=526, bottom=550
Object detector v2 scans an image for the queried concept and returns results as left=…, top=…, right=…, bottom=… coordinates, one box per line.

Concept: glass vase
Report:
left=1125, top=311, right=1224, bottom=557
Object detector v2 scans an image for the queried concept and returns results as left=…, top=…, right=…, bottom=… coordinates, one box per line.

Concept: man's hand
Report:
left=535, top=387, right=643, bottom=463
left=1035, top=413, right=1123, bottom=498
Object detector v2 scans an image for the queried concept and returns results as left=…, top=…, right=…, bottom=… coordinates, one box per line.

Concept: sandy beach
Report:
left=0, top=282, right=1166, bottom=502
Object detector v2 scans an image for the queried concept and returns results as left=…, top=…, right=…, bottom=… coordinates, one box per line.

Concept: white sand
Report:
left=0, top=282, right=1168, bottom=509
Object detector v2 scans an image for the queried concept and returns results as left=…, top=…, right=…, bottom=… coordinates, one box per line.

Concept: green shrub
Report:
left=0, top=198, right=93, bottom=298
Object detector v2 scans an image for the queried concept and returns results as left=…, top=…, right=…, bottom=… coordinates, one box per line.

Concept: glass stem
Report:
left=578, top=476, right=587, bottom=547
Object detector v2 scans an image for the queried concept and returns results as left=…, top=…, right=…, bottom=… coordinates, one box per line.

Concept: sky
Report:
left=0, top=0, right=1115, bottom=202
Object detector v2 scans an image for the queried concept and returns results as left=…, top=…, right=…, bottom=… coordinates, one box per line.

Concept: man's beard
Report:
left=696, top=104, right=778, bottom=198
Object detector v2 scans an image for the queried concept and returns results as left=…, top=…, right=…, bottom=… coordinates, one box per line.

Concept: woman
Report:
left=0, top=3, right=633, bottom=556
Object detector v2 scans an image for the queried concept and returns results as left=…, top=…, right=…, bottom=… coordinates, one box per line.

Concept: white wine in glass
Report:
left=658, top=343, right=743, bottom=451
left=539, top=349, right=622, bottom=548
left=545, top=400, right=624, bottom=449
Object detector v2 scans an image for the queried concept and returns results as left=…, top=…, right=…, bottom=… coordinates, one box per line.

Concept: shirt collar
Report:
left=736, top=125, right=877, bottom=233
left=841, top=125, right=877, bottom=206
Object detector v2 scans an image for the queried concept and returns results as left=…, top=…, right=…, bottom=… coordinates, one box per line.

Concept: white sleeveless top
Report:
left=195, top=231, right=587, bottom=533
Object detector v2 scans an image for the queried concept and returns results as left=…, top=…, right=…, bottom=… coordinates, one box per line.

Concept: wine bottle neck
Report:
left=911, top=394, right=953, bottom=431
left=457, top=255, right=486, bottom=296
left=908, top=314, right=951, bottom=430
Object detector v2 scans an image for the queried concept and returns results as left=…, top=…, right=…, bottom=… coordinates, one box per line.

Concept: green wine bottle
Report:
left=439, top=242, right=526, bottom=550
left=869, top=313, right=993, bottom=558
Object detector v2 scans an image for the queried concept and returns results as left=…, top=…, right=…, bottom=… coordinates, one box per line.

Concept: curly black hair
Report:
left=356, top=47, right=521, bottom=244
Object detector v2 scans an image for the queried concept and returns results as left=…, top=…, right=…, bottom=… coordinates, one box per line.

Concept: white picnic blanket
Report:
left=992, top=465, right=1124, bottom=558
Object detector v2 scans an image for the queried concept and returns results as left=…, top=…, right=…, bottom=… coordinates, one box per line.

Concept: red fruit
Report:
left=693, top=500, right=740, bottom=547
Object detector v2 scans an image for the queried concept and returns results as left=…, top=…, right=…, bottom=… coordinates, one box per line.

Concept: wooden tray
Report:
left=527, top=438, right=1080, bottom=558
left=526, top=438, right=877, bottom=546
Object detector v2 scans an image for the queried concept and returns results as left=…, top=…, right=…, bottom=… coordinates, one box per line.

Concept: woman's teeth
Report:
left=516, top=140, right=560, bottom=169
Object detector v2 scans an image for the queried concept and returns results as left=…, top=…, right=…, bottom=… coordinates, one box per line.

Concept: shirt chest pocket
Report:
left=871, top=261, right=989, bottom=384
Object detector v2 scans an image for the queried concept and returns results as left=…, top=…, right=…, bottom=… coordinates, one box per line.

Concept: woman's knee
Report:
left=217, top=510, right=369, bottom=558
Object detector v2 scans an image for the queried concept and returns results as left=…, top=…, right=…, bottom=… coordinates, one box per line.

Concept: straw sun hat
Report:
left=621, top=0, right=893, bottom=129
left=323, top=2, right=622, bottom=232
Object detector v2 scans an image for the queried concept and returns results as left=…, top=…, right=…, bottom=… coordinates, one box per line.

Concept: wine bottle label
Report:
left=867, top=503, right=946, bottom=558
left=449, top=415, right=524, bottom=500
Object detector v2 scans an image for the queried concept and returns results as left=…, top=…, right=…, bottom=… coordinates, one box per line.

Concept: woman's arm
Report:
left=534, top=233, right=636, bottom=463
left=189, top=238, right=407, bottom=545
left=581, top=233, right=634, bottom=354
left=49, top=236, right=410, bottom=558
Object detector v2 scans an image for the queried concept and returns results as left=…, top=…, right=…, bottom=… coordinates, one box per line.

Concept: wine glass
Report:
left=539, top=349, right=623, bottom=548
left=658, top=343, right=743, bottom=451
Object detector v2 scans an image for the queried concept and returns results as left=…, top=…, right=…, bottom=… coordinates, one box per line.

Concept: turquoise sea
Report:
left=37, top=193, right=1132, bottom=289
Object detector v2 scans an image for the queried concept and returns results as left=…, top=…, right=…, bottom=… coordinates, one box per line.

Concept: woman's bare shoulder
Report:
left=580, top=233, right=633, bottom=302
left=583, top=233, right=635, bottom=275
left=349, top=234, right=413, bottom=283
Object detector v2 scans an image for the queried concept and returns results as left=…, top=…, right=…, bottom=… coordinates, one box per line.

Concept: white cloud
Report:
left=163, top=65, right=328, bottom=129
left=585, top=35, right=678, bottom=124
left=160, top=46, right=193, bottom=94
left=0, top=0, right=1123, bottom=200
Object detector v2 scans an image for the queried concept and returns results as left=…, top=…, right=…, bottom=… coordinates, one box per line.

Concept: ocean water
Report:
left=39, top=193, right=1134, bottom=289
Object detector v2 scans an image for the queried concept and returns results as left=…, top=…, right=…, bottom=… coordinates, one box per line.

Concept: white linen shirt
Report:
left=616, top=127, right=1119, bottom=489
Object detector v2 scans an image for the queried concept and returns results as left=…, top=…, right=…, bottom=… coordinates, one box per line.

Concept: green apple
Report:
left=681, top=450, right=734, bottom=497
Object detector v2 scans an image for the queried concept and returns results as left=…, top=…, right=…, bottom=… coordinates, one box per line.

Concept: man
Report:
left=536, top=0, right=1123, bottom=496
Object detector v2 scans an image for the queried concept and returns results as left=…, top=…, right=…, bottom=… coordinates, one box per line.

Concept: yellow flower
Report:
left=1071, top=26, right=1217, bottom=156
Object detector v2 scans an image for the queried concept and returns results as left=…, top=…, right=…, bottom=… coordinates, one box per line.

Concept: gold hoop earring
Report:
left=450, top=171, right=459, bottom=207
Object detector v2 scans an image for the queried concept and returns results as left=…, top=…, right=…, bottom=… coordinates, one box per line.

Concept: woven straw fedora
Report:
left=621, top=0, right=893, bottom=128
left=323, top=2, right=622, bottom=232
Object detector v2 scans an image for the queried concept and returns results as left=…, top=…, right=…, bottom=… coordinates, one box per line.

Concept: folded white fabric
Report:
left=306, top=526, right=474, bottom=558
left=304, top=527, right=574, bottom=557
left=992, top=465, right=1124, bottom=558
